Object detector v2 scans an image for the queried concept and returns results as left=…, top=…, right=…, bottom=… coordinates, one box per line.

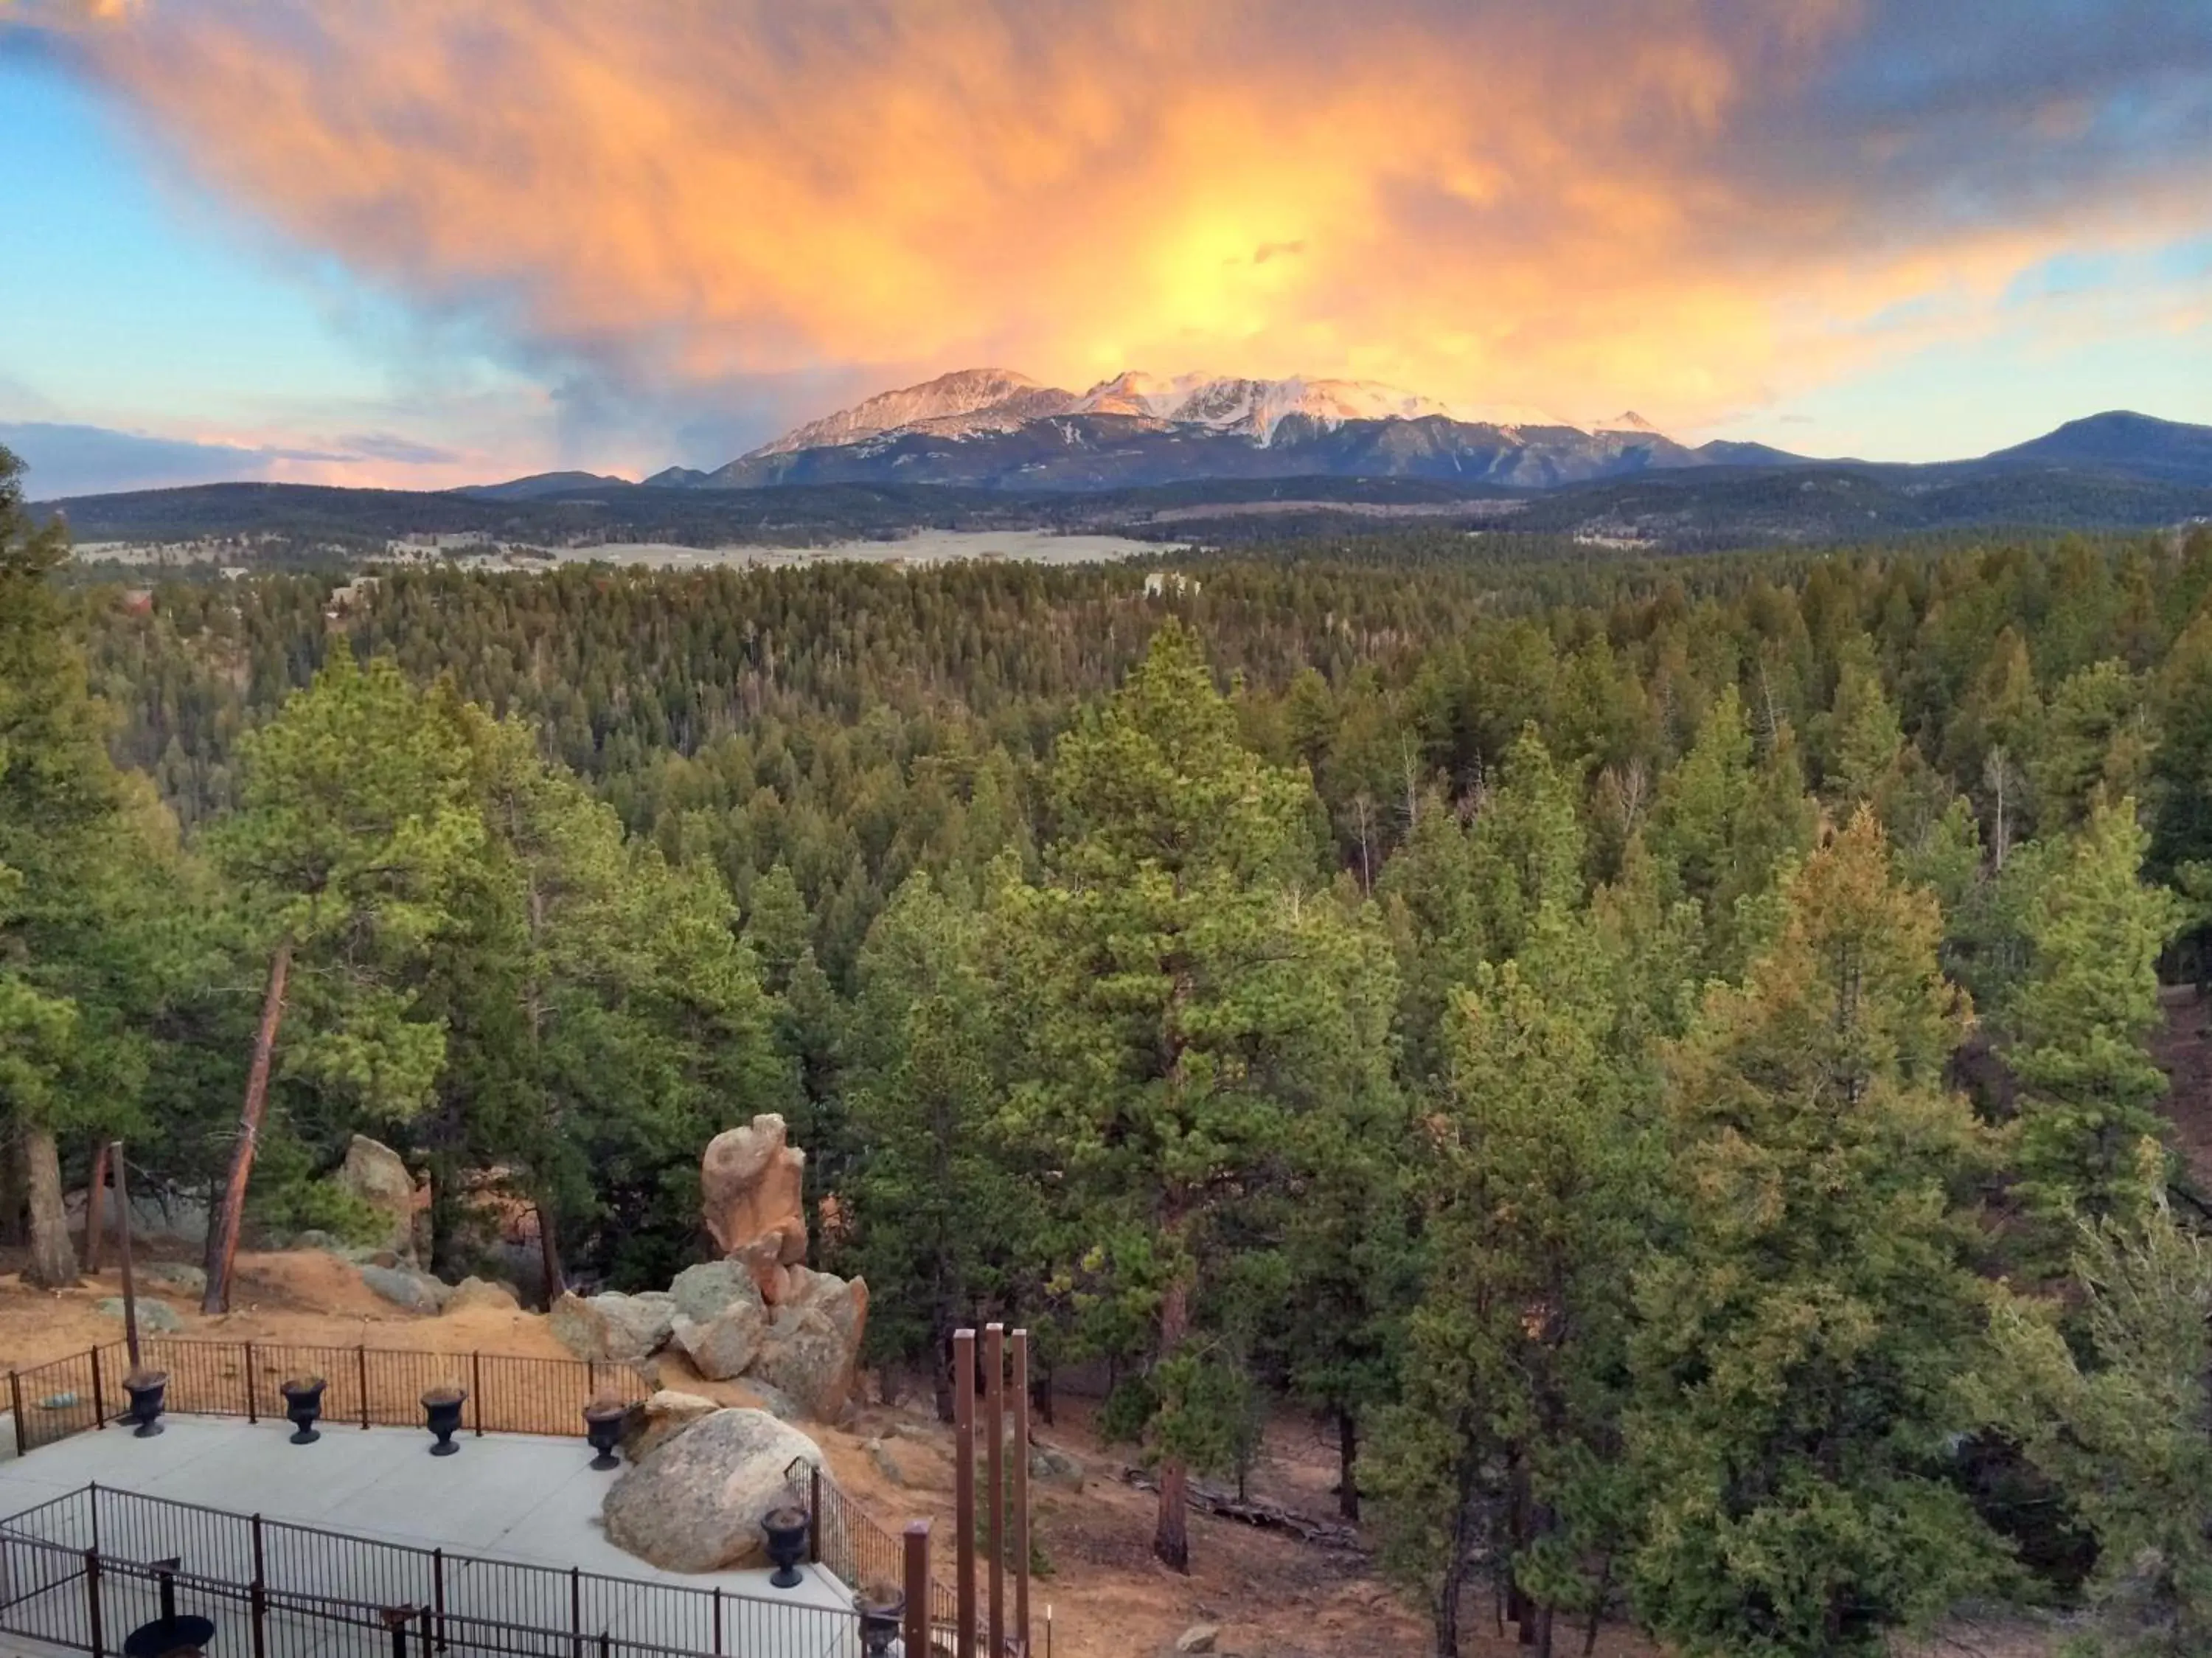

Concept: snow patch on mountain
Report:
left=1070, top=372, right=1462, bottom=444
left=748, top=369, right=1079, bottom=457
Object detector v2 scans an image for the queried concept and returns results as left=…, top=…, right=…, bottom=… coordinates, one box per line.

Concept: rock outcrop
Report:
left=359, top=1264, right=451, bottom=1314
left=443, top=1276, right=521, bottom=1315
left=619, top=1389, right=719, bottom=1463
left=549, top=1290, right=675, bottom=1364
left=543, top=1120, right=867, bottom=1423
left=337, top=1134, right=426, bottom=1265
left=699, top=1115, right=807, bottom=1272
left=602, top=1407, right=823, bottom=1572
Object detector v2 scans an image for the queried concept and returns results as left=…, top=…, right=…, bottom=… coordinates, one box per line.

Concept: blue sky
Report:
left=3, top=2, right=2209, bottom=498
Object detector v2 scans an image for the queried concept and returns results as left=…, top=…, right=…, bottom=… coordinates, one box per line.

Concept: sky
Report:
left=1, top=0, right=2208, bottom=498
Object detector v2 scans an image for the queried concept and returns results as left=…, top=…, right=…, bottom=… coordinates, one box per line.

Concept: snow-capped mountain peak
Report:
left=747, top=368, right=1079, bottom=457
left=1071, top=372, right=1458, bottom=444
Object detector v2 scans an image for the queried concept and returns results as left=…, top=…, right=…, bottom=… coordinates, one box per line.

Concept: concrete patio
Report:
left=0, top=1415, right=859, bottom=1656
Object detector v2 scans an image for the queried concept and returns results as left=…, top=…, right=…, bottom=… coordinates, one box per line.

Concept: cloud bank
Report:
left=19, top=0, right=2212, bottom=451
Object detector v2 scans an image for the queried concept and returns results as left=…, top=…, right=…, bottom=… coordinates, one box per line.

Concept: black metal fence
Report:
left=794, top=1455, right=958, bottom=1634
left=0, top=1483, right=863, bottom=1657
left=7, top=1339, right=655, bottom=1454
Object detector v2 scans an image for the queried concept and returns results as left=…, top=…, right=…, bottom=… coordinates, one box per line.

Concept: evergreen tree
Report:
left=1631, top=811, right=2004, bottom=1657
left=1978, top=1194, right=2212, bottom=1657
left=1373, top=904, right=1660, bottom=1658
left=199, top=654, right=484, bottom=1311
left=2006, top=799, right=2180, bottom=1231
left=998, top=623, right=1396, bottom=1570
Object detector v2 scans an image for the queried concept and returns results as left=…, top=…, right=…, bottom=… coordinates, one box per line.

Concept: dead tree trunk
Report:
left=202, top=934, right=293, bottom=1314
left=83, top=1141, right=110, bottom=1274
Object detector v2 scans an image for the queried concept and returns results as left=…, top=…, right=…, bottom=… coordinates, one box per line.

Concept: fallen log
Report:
left=1120, top=1466, right=1366, bottom=1553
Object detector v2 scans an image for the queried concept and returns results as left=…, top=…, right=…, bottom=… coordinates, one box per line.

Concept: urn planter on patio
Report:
left=122, top=1369, right=168, bottom=1438
left=420, top=1385, right=467, bottom=1456
left=855, top=1584, right=905, bottom=1657
left=761, top=1505, right=810, bottom=1589
left=280, top=1376, right=326, bottom=1444
left=582, top=1396, right=628, bottom=1470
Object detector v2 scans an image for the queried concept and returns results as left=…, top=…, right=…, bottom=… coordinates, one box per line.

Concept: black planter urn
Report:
left=279, top=1378, right=326, bottom=1445
left=855, top=1586, right=905, bottom=1657
left=762, top=1505, right=810, bottom=1589
left=582, top=1401, right=627, bottom=1471
left=122, top=1370, right=167, bottom=1438
left=421, top=1389, right=466, bottom=1456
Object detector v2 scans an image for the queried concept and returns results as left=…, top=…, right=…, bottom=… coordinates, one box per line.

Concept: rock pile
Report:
left=549, top=1114, right=869, bottom=1421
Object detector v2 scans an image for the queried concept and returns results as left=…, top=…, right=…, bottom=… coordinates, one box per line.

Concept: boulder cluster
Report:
left=548, top=1114, right=869, bottom=1421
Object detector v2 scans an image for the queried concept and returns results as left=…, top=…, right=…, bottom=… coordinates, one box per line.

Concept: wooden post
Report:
left=986, top=1322, right=1005, bottom=1658
left=903, top=1520, right=933, bottom=1658
left=954, top=1327, right=977, bottom=1658
left=84, top=1142, right=110, bottom=1274
left=112, top=1145, right=140, bottom=1376
left=1012, top=1328, right=1032, bottom=1656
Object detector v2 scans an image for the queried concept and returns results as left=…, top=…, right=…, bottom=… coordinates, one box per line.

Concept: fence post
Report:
left=88, top=1482, right=99, bottom=1555
left=712, top=1585, right=723, bottom=1656
left=903, top=1519, right=932, bottom=1658
left=568, top=1564, right=582, bottom=1658
left=471, top=1353, right=484, bottom=1437
left=809, top=1466, right=823, bottom=1564
left=244, top=1342, right=257, bottom=1423
left=250, top=1578, right=268, bottom=1658
left=433, top=1547, right=447, bottom=1651
left=251, top=1511, right=266, bottom=1592
left=1012, top=1327, right=1032, bottom=1657
left=419, top=1603, right=434, bottom=1658
left=90, top=1346, right=105, bottom=1432
left=358, top=1345, right=371, bottom=1429
left=7, top=1370, right=21, bottom=1458
left=987, top=1322, right=1005, bottom=1658
left=954, top=1326, right=977, bottom=1658
left=84, top=1550, right=103, bottom=1658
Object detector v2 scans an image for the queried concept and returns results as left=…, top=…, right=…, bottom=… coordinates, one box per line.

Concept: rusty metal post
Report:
left=903, top=1519, right=932, bottom=1658
left=953, top=1327, right=977, bottom=1658
left=986, top=1322, right=1005, bottom=1658
left=1012, top=1328, right=1032, bottom=1654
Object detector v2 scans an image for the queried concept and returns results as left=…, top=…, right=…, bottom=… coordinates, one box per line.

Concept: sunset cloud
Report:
left=17, top=0, right=2212, bottom=453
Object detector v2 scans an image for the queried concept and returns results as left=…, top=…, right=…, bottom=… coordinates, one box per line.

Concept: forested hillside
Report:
left=15, top=434, right=2212, bottom=1656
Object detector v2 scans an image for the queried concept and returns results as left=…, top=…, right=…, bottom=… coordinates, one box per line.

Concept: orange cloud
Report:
left=31, top=0, right=2212, bottom=435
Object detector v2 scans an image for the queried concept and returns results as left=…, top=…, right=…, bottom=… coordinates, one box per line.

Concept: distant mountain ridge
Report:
left=655, top=367, right=1742, bottom=492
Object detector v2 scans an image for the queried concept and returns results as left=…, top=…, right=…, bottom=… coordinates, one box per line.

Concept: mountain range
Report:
left=34, top=370, right=2212, bottom=555
left=617, top=367, right=1728, bottom=493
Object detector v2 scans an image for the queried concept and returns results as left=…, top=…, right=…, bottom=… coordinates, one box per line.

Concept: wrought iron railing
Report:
left=0, top=1482, right=861, bottom=1657
left=7, top=1338, right=654, bottom=1454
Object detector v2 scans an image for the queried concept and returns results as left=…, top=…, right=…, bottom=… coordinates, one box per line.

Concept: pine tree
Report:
left=1978, top=1194, right=2212, bottom=1657
left=998, top=623, right=1397, bottom=1571
left=1631, top=811, right=2004, bottom=1657
left=199, top=654, right=484, bottom=1311
left=1372, top=903, right=1660, bottom=1658
left=2007, top=798, right=2180, bottom=1231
